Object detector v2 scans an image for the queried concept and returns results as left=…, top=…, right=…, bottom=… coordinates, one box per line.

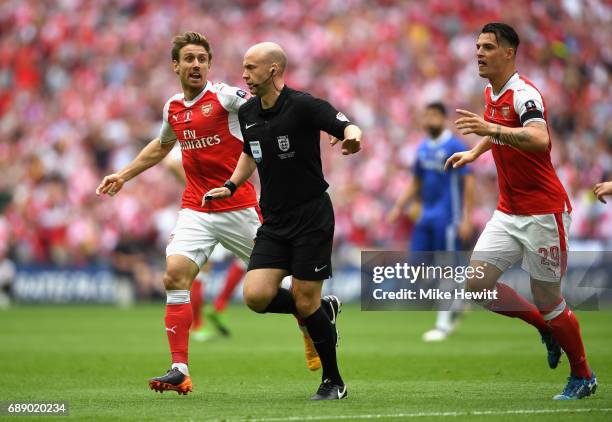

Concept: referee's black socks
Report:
left=263, top=288, right=297, bottom=314
left=304, top=306, right=343, bottom=386
left=260, top=289, right=334, bottom=317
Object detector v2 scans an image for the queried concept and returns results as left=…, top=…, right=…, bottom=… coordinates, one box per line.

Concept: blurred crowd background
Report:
left=0, top=0, right=610, bottom=297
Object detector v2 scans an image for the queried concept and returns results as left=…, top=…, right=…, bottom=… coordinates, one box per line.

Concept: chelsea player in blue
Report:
left=388, top=102, right=475, bottom=341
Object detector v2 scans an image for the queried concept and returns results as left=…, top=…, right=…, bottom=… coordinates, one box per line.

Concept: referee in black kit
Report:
left=204, top=42, right=362, bottom=400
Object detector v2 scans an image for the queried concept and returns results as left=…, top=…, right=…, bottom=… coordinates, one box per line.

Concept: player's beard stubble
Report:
left=426, top=125, right=443, bottom=139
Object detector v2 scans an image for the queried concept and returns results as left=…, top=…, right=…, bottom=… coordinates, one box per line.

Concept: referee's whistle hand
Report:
left=338, top=124, right=362, bottom=155
left=341, top=138, right=361, bottom=155
left=202, top=187, right=231, bottom=205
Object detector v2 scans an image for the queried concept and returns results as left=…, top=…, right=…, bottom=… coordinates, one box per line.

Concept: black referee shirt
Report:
left=240, top=86, right=351, bottom=214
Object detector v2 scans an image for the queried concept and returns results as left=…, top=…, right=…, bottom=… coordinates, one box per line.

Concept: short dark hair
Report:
left=171, top=31, right=213, bottom=62
left=426, top=102, right=447, bottom=117
left=481, top=23, right=520, bottom=54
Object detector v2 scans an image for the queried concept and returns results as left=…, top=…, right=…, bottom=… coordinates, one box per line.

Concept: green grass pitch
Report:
left=1, top=304, right=610, bottom=421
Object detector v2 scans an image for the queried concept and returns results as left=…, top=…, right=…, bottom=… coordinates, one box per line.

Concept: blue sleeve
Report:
left=413, top=147, right=424, bottom=178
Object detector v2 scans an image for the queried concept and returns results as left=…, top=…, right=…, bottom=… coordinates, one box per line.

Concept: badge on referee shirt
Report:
left=277, top=135, right=290, bottom=152
left=250, top=141, right=263, bottom=163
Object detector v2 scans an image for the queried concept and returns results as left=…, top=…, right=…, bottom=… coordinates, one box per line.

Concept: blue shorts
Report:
left=410, top=216, right=459, bottom=252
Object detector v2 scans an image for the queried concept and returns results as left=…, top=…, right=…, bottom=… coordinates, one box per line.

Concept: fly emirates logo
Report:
left=180, top=129, right=221, bottom=150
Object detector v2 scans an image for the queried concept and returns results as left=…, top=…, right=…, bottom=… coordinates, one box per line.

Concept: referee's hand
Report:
left=202, top=187, right=231, bottom=205
left=330, top=125, right=362, bottom=155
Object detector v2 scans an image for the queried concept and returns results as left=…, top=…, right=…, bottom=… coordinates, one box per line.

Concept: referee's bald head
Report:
left=245, top=42, right=287, bottom=75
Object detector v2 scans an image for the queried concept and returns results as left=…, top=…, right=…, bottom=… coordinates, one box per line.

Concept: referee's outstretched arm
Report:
left=202, top=152, right=256, bottom=203
left=329, top=124, right=362, bottom=155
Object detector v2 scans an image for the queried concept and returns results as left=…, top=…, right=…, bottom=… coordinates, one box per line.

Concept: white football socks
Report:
left=172, top=362, right=189, bottom=376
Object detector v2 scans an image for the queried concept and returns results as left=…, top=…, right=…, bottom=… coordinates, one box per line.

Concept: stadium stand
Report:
left=0, top=1, right=609, bottom=289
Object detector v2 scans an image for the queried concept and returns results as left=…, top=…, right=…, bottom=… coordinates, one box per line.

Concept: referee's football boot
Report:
left=310, top=378, right=348, bottom=400
left=540, top=330, right=563, bottom=369
left=148, top=368, right=193, bottom=395
left=553, top=371, right=597, bottom=400
left=321, top=295, right=341, bottom=347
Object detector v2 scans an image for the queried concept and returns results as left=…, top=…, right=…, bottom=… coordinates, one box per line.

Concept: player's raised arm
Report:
left=96, top=138, right=176, bottom=196
left=202, top=152, right=257, bottom=204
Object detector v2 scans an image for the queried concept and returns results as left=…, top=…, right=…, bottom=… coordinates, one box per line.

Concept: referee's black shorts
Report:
left=248, top=192, right=334, bottom=280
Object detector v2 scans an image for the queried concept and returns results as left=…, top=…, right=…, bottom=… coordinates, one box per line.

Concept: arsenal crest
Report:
left=201, top=103, right=213, bottom=116
left=501, top=105, right=510, bottom=118
left=277, top=135, right=290, bottom=152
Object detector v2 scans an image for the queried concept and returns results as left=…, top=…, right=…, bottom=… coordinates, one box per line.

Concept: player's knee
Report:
left=242, top=284, right=274, bottom=313
left=243, top=294, right=268, bottom=313
left=465, top=276, right=484, bottom=293
left=465, top=262, right=499, bottom=293
left=465, top=275, right=497, bottom=295
left=531, top=282, right=561, bottom=311
left=162, top=269, right=190, bottom=291
left=534, top=296, right=555, bottom=313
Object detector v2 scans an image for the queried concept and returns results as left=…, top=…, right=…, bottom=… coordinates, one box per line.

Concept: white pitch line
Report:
left=237, top=407, right=612, bottom=422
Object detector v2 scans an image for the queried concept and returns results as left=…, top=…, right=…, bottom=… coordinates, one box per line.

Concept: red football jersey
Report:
left=159, top=81, right=258, bottom=213
left=484, top=73, right=571, bottom=215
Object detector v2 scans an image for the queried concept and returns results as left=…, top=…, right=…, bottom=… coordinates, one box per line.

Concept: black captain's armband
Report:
left=520, top=100, right=544, bottom=125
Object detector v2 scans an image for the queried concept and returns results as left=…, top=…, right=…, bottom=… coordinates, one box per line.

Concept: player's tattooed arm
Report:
left=496, top=125, right=529, bottom=147
left=455, top=109, right=549, bottom=153
left=495, top=122, right=549, bottom=152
